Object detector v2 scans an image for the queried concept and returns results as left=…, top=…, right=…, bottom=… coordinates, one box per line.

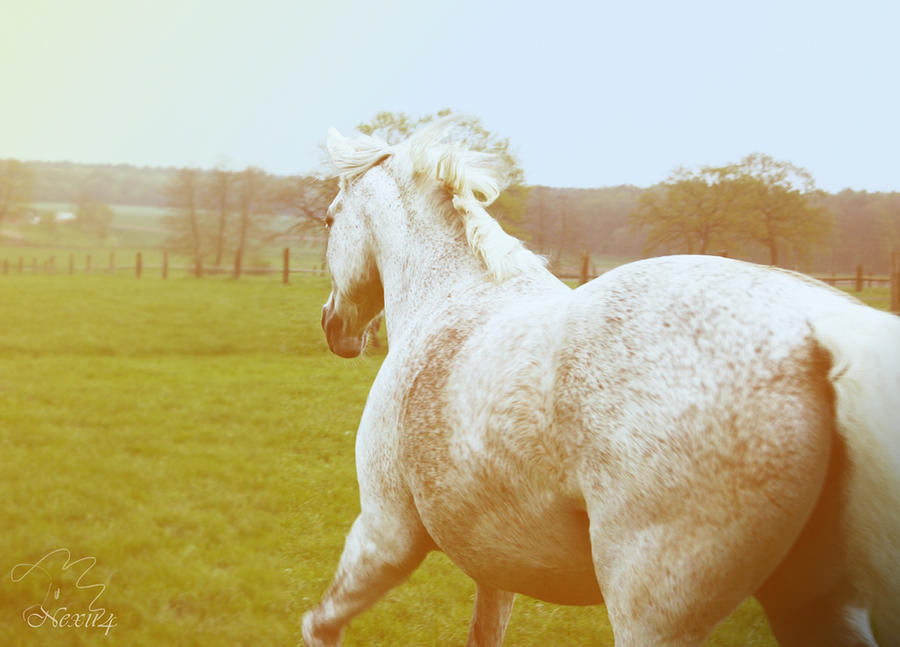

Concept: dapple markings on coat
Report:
left=304, top=118, right=900, bottom=646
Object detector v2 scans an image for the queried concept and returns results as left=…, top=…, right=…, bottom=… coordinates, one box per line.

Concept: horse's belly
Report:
left=418, top=493, right=603, bottom=605
left=474, top=555, right=603, bottom=606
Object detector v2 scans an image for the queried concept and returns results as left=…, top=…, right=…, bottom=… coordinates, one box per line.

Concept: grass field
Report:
left=0, top=272, right=891, bottom=645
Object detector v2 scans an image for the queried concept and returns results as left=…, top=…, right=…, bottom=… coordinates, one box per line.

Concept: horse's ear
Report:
left=325, top=127, right=348, bottom=163
left=325, top=128, right=392, bottom=174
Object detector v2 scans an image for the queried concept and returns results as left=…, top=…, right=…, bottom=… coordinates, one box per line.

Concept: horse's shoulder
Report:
left=395, top=287, right=566, bottom=430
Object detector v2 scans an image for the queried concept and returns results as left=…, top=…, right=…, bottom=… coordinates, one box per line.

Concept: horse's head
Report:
left=319, top=119, right=544, bottom=358
left=320, top=128, right=390, bottom=358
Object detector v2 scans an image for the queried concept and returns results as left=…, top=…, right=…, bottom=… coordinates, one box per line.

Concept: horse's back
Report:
left=570, top=254, right=855, bottom=335
left=560, top=256, right=844, bottom=446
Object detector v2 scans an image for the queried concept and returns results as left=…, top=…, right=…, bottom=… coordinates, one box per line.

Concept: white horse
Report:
left=303, top=118, right=900, bottom=646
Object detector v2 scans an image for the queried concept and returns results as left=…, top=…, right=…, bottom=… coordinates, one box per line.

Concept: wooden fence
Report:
left=4, top=249, right=900, bottom=313
left=0, top=249, right=326, bottom=283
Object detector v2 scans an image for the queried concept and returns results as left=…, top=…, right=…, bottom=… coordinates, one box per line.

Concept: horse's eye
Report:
left=324, top=215, right=334, bottom=230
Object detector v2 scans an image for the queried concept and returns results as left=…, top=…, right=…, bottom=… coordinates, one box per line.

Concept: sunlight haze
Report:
left=2, top=0, right=898, bottom=191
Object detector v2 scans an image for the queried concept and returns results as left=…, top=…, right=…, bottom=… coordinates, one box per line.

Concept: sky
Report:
left=2, top=0, right=898, bottom=192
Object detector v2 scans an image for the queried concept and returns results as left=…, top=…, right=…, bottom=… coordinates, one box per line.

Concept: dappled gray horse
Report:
left=304, top=118, right=900, bottom=646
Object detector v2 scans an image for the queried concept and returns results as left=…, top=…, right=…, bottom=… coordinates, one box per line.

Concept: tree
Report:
left=630, top=156, right=830, bottom=265
left=206, top=164, right=234, bottom=268
left=732, top=154, right=831, bottom=266
left=0, top=160, right=35, bottom=225
left=166, top=168, right=205, bottom=276
left=530, top=187, right=552, bottom=254
left=630, top=165, right=744, bottom=255
left=355, top=111, right=418, bottom=145
left=274, top=175, right=337, bottom=263
left=233, top=166, right=270, bottom=279
left=875, top=195, right=900, bottom=263
left=275, top=175, right=337, bottom=235
left=553, top=192, right=575, bottom=265
left=488, top=183, right=532, bottom=240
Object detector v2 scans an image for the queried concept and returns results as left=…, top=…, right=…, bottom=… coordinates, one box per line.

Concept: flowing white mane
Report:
left=327, top=118, right=543, bottom=280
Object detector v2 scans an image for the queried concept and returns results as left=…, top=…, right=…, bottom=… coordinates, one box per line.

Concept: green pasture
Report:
left=0, top=273, right=890, bottom=645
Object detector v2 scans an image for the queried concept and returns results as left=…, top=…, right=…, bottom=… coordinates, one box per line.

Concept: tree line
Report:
left=164, top=166, right=335, bottom=277
left=515, top=183, right=900, bottom=275
left=3, top=110, right=899, bottom=276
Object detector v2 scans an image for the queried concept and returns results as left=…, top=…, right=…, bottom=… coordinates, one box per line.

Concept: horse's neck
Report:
left=375, top=202, right=493, bottom=348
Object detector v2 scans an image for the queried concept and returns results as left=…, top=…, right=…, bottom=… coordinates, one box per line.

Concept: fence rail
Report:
left=4, top=249, right=900, bottom=313
left=1, top=249, right=326, bottom=282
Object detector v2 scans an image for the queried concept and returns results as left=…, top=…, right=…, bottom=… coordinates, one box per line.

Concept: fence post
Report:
left=233, top=249, right=243, bottom=280
left=283, top=248, right=290, bottom=284
left=109, top=251, right=115, bottom=274
left=32, top=258, right=37, bottom=274
left=579, top=251, right=590, bottom=285
left=891, top=252, right=900, bottom=314
left=2, top=259, right=7, bottom=275
left=18, top=257, right=23, bottom=273
left=136, top=252, right=142, bottom=278
left=162, top=250, right=168, bottom=279
left=86, top=254, right=91, bottom=274
left=855, top=264, right=863, bottom=292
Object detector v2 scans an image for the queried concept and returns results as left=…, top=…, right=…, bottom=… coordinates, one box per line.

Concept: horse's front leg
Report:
left=466, top=584, right=515, bottom=647
left=302, top=513, right=430, bottom=646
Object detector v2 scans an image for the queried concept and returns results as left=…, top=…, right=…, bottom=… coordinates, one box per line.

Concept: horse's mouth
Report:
left=328, top=333, right=365, bottom=358
left=321, top=304, right=365, bottom=358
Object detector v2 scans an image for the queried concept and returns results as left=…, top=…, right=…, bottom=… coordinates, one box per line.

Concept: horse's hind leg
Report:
left=756, top=434, right=878, bottom=647
left=466, top=584, right=515, bottom=647
left=590, top=524, right=730, bottom=647
left=302, top=514, right=430, bottom=647
left=761, top=593, right=876, bottom=647
left=586, top=392, right=834, bottom=644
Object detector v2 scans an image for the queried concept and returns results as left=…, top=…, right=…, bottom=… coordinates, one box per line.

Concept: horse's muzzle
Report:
left=321, top=300, right=364, bottom=358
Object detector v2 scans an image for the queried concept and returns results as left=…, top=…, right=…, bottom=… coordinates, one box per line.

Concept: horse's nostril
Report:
left=325, top=311, right=343, bottom=338
left=321, top=302, right=345, bottom=340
